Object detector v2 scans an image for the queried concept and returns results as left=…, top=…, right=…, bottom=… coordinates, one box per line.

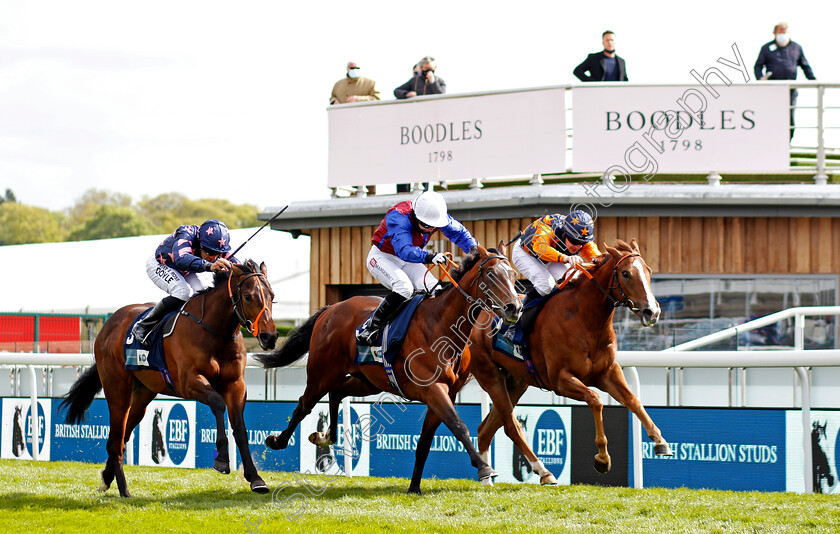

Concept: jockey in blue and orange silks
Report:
left=132, top=218, right=239, bottom=347
left=356, top=191, right=477, bottom=345
left=513, top=210, right=601, bottom=304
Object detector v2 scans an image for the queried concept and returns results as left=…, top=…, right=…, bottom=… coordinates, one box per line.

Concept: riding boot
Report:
left=522, top=287, right=542, bottom=306
left=132, top=296, right=183, bottom=348
left=355, top=292, right=408, bottom=346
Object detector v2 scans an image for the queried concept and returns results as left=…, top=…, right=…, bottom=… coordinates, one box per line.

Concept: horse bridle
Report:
left=180, top=267, right=271, bottom=340
left=442, top=254, right=515, bottom=316
left=583, top=252, right=642, bottom=311
left=227, top=269, right=271, bottom=336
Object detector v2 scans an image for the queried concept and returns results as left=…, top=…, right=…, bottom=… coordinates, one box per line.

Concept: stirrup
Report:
left=355, top=325, right=378, bottom=346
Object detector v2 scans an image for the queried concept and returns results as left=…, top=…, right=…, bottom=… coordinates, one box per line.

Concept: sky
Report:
left=1, top=1, right=837, bottom=213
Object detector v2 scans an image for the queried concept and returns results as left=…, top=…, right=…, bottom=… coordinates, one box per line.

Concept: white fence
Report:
left=2, top=307, right=838, bottom=492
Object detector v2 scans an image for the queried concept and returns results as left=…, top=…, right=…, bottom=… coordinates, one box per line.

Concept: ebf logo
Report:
left=165, top=403, right=190, bottom=465
left=532, top=409, right=567, bottom=478
left=140, top=401, right=195, bottom=468
left=24, top=402, right=46, bottom=458
left=333, top=406, right=362, bottom=472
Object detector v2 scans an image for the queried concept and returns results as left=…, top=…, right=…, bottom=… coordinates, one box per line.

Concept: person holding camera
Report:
left=394, top=56, right=446, bottom=99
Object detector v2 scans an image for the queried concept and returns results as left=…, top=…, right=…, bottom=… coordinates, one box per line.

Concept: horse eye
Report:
left=244, top=293, right=253, bottom=303
left=622, top=270, right=630, bottom=279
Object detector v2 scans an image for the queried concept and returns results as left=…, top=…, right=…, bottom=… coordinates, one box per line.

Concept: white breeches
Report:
left=145, top=256, right=213, bottom=301
left=511, top=241, right=570, bottom=296
left=366, top=246, right=439, bottom=299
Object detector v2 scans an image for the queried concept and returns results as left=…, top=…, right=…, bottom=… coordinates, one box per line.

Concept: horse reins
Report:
left=561, top=253, right=642, bottom=311
left=429, top=253, right=512, bottom=315
left=228, top=270, right=271, bottom=336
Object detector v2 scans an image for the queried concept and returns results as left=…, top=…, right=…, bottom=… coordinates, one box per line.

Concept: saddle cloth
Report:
left=495, top=287, right=558, bottom=347
left=355, top=294, right=425, bottom=397
left=355, top=294, right=425, bottom=365
left=124, top=308, right=179, bottom=393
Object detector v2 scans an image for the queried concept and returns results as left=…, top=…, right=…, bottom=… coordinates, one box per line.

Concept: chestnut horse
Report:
left=467, top=239, right=673, bottom=484
left=60, top=259, right=278, bottom=497
left=255, top=245, right=522, bottom=494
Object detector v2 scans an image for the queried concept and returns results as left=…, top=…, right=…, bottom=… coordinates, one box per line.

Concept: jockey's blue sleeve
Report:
left=387, top=209, right=430, bottom=263
left=171, top=227, right=208, bottom=273
left=440, top=216, right=478, bottom=253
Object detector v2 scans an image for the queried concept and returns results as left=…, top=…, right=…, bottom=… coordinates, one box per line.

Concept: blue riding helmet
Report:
left=557, top=210, right=595, bottom=244
left=198, top=219, right=232, bottom=253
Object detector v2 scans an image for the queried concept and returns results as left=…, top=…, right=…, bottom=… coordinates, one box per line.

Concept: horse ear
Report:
left=630, top=238, right=640, bottom=253
left=605, top=243, right=621, bottom=260
left=497, top=240, right=506, bottom=255
left=260, top=262, right=268, bottom=276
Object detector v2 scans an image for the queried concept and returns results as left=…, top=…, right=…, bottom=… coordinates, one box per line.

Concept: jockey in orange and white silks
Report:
left=513, top=210, right=601, bottom=301
left=357, top=190, right=477, bottom=345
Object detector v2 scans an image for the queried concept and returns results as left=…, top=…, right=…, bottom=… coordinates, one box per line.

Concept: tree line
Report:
left=0, top=188, right=261, bottom=246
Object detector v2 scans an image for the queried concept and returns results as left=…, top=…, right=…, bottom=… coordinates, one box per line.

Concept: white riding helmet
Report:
left=412, top=191, right=449, bottom=228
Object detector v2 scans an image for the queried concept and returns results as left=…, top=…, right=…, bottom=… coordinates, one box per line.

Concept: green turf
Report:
left=1, top=460, right=837, bottom=533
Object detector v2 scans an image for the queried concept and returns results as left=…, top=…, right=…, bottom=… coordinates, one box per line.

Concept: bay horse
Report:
left=467, top=239, right=673, bottom=484
left=255, top=245, right=522, bottom=494
left=59, top=259, right=278, bottom=497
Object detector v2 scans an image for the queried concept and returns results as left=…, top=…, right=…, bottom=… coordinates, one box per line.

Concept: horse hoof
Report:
left=119, top=490, right=131, bottom=498
left=593, top=457, right=612, bottom=474
left=407, top=486, right=421, bottom=495
left=308, top=432, right=334, bottom=447
left=654, top=443, right=674, bottom=456
left=540, top=473, right=558, bottom=485
left=265, top=435, right=285, bottom=450
left=480, top=477, right=494, bottom=487
left=251, top=479, right=269, bottom=494
left=213, top=459, right=231, bottom=474
left=477, top=466, right=498, bottom=481
left=98, top=482, right=109, bottom=492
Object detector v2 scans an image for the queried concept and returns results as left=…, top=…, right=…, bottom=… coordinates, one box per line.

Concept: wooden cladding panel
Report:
left=350, top=226, right=363, bottom=284
left=307, top=216, right=840, bottom=310
left=362, top=226, right=375, bottom=284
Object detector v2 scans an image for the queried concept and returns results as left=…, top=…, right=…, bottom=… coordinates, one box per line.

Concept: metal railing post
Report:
left=795, top=366, right=813, bottom=493
left=27, top=365, right=39, bottom=461
left=814, top=85, right=828, bottom=185
left=627, top=366, right=643, bottom=489
left=343, top=397, right=352, bottom=476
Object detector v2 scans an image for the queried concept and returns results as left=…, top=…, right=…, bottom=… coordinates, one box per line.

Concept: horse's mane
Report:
left=433, top=248, right=499, bottom=296
left=201, top=258, right=261, bottom=293
left=590, top=239, right=636, bottom=270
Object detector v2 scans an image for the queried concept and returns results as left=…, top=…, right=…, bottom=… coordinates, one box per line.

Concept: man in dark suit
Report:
left=754, top=22, right=816, bottom=140
left=573, top=31, right=628, bottom=82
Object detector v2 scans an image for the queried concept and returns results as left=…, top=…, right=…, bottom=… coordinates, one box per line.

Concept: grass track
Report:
left=1, top=460, right=838, bottom=533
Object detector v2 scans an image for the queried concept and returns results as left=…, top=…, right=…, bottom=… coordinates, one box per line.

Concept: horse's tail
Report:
left=253, top=307, right=328, bottom=369
left=59, top=364, right=103, bottom=425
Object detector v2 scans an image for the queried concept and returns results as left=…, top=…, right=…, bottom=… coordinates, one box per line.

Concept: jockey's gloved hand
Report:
left=426, top=252, right=447, bottom=265
left=564, top=255, right=584, bottom=267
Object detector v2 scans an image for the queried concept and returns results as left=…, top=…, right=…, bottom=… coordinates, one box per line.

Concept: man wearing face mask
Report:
left=330, top=61, right=380, bottom=105
left=394, top=56, right=446, bottom=99
left=573, top=31, right=628, bottom=82
left=331, top=61, right=380, bottom=195
left=754, top=22, right=815, bottom=141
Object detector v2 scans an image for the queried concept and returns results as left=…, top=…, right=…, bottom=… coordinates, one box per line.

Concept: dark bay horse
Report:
left=255, top=245, right=522, bottom=494
left=60, top=259, right=278, bottom=497
left=467, top=239, right=673, bottom=484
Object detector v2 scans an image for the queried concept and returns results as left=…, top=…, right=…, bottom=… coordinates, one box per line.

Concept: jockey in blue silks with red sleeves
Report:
left=132, top=219, right=238, bottom=347
left=356, top=191, right=477, bottom=345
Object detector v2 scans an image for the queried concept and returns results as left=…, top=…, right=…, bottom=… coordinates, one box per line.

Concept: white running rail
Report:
left=622, top=306, right=840, bottom=493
